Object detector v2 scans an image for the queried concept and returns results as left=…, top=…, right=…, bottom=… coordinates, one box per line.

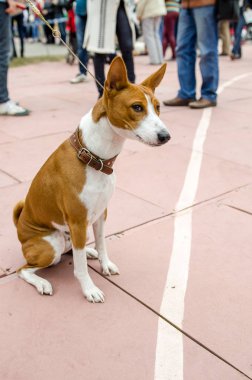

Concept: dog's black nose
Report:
left=157, top=131, right=171, bottom=144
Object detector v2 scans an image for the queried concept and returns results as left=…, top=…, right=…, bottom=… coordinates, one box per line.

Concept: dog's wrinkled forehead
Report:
left=110, top=82, right=159, bottom=110
left=105, top=83, right=161, bottom=130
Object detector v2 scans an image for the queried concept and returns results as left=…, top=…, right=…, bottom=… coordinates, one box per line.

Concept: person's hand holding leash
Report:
left=6, top=0, right=25, bottom=14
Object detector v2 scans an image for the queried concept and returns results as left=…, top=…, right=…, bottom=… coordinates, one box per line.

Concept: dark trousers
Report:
left=93, top=1, right=135, bottom=97
left=0, top=2, right=10, bottom=104
left=12, top=13, right=25, bottom=57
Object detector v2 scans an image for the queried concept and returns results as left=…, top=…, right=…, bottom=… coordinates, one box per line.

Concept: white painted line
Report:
left=154, top=73, right=252, bottom=380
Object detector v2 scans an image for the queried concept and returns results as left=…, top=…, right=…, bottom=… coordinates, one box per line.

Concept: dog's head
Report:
left=94, top=56, right=171, bottom=147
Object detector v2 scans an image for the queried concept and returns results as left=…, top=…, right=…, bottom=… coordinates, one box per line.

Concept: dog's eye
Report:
left=156, top=104, right=160, bottom=113
left=132, top=104, right=143, bottom=112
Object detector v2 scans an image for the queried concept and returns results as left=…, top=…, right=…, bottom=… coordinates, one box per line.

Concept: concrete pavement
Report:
left=0, top=44, right=252, bottom=380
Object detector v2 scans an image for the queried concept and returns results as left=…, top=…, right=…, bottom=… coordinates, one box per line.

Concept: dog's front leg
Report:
left=72, top=247, right=104, bottom=302
left=93, top=212, right=120, bottom=276
left=70, top=222, right=104, bottom=303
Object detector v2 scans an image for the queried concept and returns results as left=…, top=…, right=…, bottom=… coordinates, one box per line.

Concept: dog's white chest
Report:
left=79, top=167, right=115, bottom=224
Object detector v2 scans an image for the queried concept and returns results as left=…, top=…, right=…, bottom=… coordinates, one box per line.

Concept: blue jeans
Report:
left=176, top=6, right=219, bottom=102
left=0, top=2, right=11, bottom=104
left=75, top=14, right=88, bottom=75
left=232, top=7, right=245, bottom=56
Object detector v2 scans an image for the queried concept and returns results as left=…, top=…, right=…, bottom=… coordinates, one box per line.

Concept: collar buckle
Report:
left=78, top=147, right=93, bottom=165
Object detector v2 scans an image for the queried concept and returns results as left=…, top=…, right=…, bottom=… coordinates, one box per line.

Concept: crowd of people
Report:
left=1, top=0, right=252, bottom=116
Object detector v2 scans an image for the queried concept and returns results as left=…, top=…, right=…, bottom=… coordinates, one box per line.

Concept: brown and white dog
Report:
left=13, top=57, right=170, bottom=303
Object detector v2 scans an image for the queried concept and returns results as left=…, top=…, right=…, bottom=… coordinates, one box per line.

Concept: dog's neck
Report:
left=79, top=107, right=125, bottom=160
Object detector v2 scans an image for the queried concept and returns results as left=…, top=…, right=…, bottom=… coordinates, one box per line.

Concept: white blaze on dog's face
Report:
left=103, top=57, right=171, bottom=146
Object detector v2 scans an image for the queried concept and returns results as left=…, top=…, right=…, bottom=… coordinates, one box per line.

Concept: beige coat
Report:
left=84, top=0, right=136, bottom=54
left=136, top=0, right=166, bottom=20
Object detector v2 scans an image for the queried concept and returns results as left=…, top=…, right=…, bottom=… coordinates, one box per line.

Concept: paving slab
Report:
left=197, top=107, right=252, bottom=194
left=0, top=130, right=18, bottom=144
left=117, top=142, right=252, bottom=211
left=0, top=132, right=70, bottom=182
left=0, top=259, right=247, bottom=380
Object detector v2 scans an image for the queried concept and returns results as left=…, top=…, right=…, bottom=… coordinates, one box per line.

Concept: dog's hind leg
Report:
left=86, top=247, right=99, bottom=259
left=93, top=212, right=120, bottom=276
left=19, top=267, right=53, bottom=295
left=17, top=235, right=58, bottom=295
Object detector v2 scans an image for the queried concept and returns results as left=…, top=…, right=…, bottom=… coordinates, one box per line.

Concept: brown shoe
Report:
left=163, top=97, right=195, bottom=107
left=189, top=98, right=217, bottom=109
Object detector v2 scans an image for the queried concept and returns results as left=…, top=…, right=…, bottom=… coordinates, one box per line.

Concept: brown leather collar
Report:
left=69, top=128, right=117, bottom=175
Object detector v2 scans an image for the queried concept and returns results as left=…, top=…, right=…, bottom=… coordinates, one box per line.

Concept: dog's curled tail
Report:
left=13, top=200, right=24, bottom=227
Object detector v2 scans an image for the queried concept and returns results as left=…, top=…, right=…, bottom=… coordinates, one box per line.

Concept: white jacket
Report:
left=84, top=0, right=136, bottom=54
left=136, top=0, right=166, bottom=20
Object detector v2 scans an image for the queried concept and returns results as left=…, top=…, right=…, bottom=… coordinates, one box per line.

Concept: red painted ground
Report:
left=0, top=46, right=252, bottom=380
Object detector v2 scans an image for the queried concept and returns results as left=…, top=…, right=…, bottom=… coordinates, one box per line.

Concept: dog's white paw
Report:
left=84, top=286, right=105, bottom=303
left=86, top=247, right=99, bottom=260
left=19, top=270, right=53, bottom=296
left=101, top=260, right=120, bottom=276
left=36, top=279, right=53, bottom=296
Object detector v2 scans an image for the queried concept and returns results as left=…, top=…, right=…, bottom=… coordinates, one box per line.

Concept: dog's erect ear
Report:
left=141, top=63, right=167, bottom=93
left=105, top=56, right=129, bottom=92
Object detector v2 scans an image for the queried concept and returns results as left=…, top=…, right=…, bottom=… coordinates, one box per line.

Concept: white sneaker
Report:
left=0, top=100, right=29, bottom=116
left=70, top=73, right=88, bottom=84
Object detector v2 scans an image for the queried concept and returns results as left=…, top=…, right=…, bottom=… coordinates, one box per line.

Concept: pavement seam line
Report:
left=224, top=204, right=252, bottom=216
left=0, top=169, right=21, bottom=184
left=103, top=182, right=252, bottom=239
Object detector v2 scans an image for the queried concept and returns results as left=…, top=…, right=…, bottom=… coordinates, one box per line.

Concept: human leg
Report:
left=16, top=13, right=25, bottom=57
left=75, top=14, right=89, bottom=75
left=0, top=3, right=10, bottom=104
left=153, top=16, right=163, bottom=63
left=194, top=6, right=218, bottom=102
left=166, top=12, right=179, bottom=59
left=162, top=14, right=169, bottom=56
left=0, top=8, right=29, bottom=116
left=219, top=20, right=231, bottom=55
left=176, top=8, right=197, bottom=100
left=142, top=17, right=163, bottom=64
left=93, top=53, right=106, bottom=97
left=116, top=1, right=135, bottom=82
left=232, top=8, right=245, bottom=57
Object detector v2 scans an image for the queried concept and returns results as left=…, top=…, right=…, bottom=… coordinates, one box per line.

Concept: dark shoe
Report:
left=219, top=52, right=229, bottom=56
left=163, top=97, right=195, bottom=107
left=230, top=53, right=241, bottom=60
left=189, top=98, right=217, bottom=109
